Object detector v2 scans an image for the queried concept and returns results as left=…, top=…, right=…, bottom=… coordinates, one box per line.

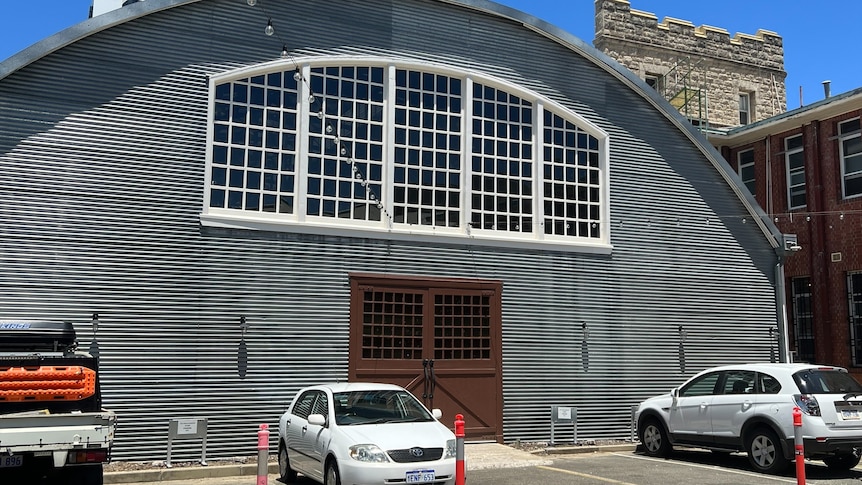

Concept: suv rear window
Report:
left=793, top=369, right=862, bottom=394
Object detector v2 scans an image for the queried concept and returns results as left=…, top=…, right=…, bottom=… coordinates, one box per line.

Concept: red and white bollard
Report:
left=455, top=414, right=465, bottom=485
left=793, top=406, right=806, bottom=485
left=257, top=423, right=270, bottom=485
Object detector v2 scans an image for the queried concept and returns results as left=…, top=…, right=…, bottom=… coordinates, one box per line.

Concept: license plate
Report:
left=406, top=470, right=435, bottom=483
left=841, top=409, right=861, bottom=420
left=0, top=455, right=22, bottom=468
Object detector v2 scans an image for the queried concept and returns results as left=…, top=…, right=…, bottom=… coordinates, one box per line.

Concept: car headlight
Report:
left=349, top=444, right=390, bottom=463
left=445, top=439, right=456, bottom=458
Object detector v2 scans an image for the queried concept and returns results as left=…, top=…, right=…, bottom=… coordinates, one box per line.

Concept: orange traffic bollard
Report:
left=257, top=423, right=270, bottom=485
left=793, top=407, right=805, bottom=485
left=455, top=414, right=465, bottom=485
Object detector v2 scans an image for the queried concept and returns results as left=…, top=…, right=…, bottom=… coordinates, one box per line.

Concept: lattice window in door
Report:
left=361, top=289, right=424, bottom=359
left=434, top=293, right=491, bottom=360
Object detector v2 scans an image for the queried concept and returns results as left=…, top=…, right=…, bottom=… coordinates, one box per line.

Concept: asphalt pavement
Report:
left=104, top=443, right=862, bottom=485
left=103, top=442, right=598, bottom=484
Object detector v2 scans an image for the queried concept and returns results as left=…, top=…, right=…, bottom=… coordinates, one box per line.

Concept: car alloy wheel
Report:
left=639, top=418, right=671, bottom=457
left=325, top=460, right=341, bottom=485
left=746, top=428, right=787, bottom=474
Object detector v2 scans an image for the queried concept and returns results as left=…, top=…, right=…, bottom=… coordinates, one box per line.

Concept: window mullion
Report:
left=463, top=76, right=473, bottom=236
left=534, top=101, right=544, bottom=241
left=384, top=64, right=397, bottom=229
left=296, top=64, right=311, bottom=222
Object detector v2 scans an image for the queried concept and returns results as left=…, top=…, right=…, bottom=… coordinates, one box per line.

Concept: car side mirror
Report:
left=308, top=414, right=326, bottom=426
left=432, top=409, right=442, bottom=420
left=671, top=388, right=679, bottom=399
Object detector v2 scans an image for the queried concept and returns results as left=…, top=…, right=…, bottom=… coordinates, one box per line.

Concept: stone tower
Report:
left=594, top=0, right=786, bottom=130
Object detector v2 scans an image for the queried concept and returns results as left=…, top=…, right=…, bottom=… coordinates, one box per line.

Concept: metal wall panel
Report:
left=0, top=0, right=780, bottom=459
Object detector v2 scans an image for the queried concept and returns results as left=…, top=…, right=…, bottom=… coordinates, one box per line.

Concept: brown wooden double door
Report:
left=348, top=273, right=503, bottom=441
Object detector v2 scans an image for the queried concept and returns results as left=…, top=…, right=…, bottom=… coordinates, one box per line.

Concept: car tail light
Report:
left=794, top=394, right=821, bottom=416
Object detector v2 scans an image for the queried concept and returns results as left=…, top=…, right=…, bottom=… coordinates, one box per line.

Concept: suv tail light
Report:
left=794, top=394, right=821, bottom=416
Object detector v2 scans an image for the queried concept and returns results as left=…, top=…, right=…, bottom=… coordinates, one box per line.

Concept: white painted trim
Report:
left=200, top=210, right=614, bottom=255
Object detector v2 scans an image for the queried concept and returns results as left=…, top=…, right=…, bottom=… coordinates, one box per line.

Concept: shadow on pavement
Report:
left=650, top=448, right=862, bottom=481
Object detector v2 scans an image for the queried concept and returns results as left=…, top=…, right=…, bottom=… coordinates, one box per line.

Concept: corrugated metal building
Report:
left=0, top=0, right=791, bottom=461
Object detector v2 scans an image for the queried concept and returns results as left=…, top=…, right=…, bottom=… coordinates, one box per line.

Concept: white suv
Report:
left=635, top=363, right=862, bottom=474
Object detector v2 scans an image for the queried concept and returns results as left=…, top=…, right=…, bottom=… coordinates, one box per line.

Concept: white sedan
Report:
left=278, top=382, right=457, bottom=485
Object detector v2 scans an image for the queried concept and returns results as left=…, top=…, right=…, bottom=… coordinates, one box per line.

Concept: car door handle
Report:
left=302, top=425, right=308, bottom=433
left=700, top=402, right=708, bottom=410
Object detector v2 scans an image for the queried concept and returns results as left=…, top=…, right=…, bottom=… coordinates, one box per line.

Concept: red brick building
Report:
left=711, top=87, right=862, bottom=371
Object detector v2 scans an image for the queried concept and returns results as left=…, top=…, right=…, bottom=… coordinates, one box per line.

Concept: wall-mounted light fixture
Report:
left=678, top=325, right=686, bottom=343
left=581, top=321, right=589, bottom=342
left=92, top=313, right=100, bottom=335
left=769, top=326, right=779, bottom=363
left=240, top=316, right=249, bottom=339
left=782, top=234, right=801, bottom=253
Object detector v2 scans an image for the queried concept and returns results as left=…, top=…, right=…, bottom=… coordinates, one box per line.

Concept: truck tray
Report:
left=0, top=320, right=77, bottom=352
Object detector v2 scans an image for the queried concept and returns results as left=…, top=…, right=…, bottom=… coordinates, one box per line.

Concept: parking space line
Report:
left=536, top=465, right=638, bottom=485
left=609, top=453, right=799, bottom=483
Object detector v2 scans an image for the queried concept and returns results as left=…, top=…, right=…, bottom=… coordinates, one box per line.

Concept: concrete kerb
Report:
left=105, top=463, right=279, bottom=484
left=103, top=444, right=638, bottom=483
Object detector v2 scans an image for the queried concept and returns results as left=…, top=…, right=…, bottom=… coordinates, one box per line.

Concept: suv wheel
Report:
left=745, top=428, right=788, bottom=474
left=823, top=453, right=861, bottom=470
left=639, top=418, right=671, bottom=457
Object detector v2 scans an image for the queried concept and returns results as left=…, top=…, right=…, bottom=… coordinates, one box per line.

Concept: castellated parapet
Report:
left=594, top=0, right=786, bottom=129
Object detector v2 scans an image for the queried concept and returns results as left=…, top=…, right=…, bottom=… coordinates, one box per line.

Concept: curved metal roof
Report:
left=0, top=0, right=783, bottom=250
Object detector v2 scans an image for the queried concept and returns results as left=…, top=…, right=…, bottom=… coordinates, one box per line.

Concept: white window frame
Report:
left=839, top=118, right=862, bottom=200
left=739, top=92, right=751, bottom=125
left=784, top=134, right=805, bottom=209
left=200, top=56, right=612, bottom=254
left=738, top=149, right=755, bottom=196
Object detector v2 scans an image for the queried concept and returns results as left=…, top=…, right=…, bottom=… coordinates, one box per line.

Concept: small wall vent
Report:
left=831, top=252, right=842, bottom=262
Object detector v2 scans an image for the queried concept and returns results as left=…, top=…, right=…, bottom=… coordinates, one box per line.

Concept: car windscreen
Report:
left=793, top=369, right=862, bottom=394
left=333, top=390, right=434, bottom=425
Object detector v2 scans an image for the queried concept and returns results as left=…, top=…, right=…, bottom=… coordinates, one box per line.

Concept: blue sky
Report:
left=1, top=1, right=858, bottom=110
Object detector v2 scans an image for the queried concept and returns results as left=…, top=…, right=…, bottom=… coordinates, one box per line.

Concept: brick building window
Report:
left=785, top=135, right=806, bottom=209
left=850, top=272, right=862, bottom=366
left=738, top=93, right=752, bottom=125
left=791, top=277, right=814, bottom=363
left=839, top=118, right=862, bottom=199
left=738, top=149, right=755, bottom=195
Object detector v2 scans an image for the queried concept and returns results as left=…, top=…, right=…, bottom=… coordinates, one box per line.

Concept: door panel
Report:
left=710, top=370, right=756, bottom=440
left=285, top=390, right=318, bottom=475
left=670, top=396, right=713, bottom=436
left=349, top=274, right=503, bottom=441
left=670, top=371, right=719, bottom=444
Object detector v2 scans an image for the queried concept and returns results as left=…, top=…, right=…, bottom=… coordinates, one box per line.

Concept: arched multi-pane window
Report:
left=203, top=59, right=610, bottom=252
